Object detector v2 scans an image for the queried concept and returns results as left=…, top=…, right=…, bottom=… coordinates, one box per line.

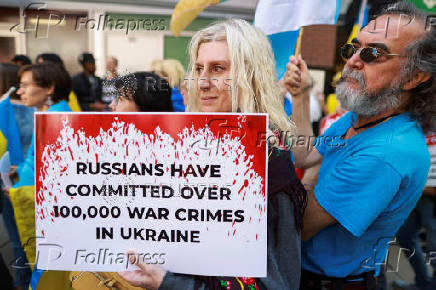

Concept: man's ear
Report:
left=402, top=71, right=432, bottom=90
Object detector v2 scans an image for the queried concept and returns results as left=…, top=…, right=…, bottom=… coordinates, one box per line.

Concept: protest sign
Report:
left=35, top=113, right=268, bottom=277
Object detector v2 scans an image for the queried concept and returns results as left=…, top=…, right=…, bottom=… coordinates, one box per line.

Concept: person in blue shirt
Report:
left=14, top=63, right=72, bottom=187
left=9, top=63, right=72, bottom=290
left=0, top=62, right=34, bottom=290
left=284, top=2, right=435, bottom=289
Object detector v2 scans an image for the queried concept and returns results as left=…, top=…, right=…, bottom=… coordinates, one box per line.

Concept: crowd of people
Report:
left=0, top=1, right=435, bottom=290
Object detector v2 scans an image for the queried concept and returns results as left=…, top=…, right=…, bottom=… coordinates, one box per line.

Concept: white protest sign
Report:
left=35, top=113, right=268, bottom=277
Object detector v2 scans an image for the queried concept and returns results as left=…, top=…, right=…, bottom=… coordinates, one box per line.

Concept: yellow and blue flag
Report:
left=347, top=0, right=369, bottom=44
left=170, top=0, right=225, bottom=36
left=0, top=131, right=6, bottom=157
left=9, top=100, right=73, bottom=290
left=68, top=91, right=81, bottom=112
left=0, top=97, right=25, bottom=164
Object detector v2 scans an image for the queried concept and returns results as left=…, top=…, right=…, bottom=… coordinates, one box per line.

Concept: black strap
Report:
left=352, top=113, right=400, bottom=131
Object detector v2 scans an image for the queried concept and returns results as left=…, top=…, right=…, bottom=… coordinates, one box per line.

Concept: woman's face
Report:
left=110, top=94, right=139, bottom=112
left=195, top=41, right=232, bottom=112
left=17, top=71, right=52, bottom=109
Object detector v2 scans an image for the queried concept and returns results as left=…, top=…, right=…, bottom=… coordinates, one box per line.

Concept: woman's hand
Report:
left=118, top=251, right=166, bottom=290
left=283, top=55, right=311, bottom=97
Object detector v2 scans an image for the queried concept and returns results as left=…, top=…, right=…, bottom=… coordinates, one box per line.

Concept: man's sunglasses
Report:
left=340, top=43, right=403, bottom=63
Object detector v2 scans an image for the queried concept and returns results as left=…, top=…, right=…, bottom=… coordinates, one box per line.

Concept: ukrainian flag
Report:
left=0, top=131, right=6, bottom=158
left=170, top=0, right=225, bottom=36
left=8, top=100, right=73, bottom=290
left=0, top=97, right=25, bottom=165
left=347, top=0, right=369, bottom=44
left=68, top=91, right=81, bottom=112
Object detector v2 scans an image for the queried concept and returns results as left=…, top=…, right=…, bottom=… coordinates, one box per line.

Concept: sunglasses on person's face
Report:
left=340, top=43, right=403, bottom=63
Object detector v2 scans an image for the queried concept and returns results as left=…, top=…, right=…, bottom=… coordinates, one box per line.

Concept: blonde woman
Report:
left=119, top=19, right=307, bottom=290
left=162, top=59, right=186, bottom=111
left=151, top=59, right=164, bottom=77
left=152, top=59, right=186, bottom=111
left=162, top=59, right=185, bottom=87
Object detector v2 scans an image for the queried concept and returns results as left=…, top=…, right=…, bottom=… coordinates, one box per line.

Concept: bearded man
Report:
left=284, top=2, right=436, bottom=289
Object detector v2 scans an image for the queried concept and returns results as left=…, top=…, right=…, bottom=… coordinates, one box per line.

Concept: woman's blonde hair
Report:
left=162, top=59, right=186, bottom=88
left=186, top=19, right=297, bottom=147
left=151, top=59, right=164, bottom=76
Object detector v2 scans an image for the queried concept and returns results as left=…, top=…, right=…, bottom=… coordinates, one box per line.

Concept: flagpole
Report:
left=294, top=27, right=304, bottom=56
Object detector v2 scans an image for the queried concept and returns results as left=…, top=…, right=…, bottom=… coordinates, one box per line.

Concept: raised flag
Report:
left=0, top=97, right=25, bottom=165
left=254, top=0, right=342, bottom=79
left=170, top=0, right=225, bottom=36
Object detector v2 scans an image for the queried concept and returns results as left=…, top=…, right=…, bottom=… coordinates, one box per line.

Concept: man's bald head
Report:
left=350, top=2, right=436, bottom=132
left=377, top=2, right=435, bottom=133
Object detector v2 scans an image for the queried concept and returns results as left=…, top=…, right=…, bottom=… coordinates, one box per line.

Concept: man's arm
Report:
left=283, top=56, right=322, bottom=169
left=303, top=155, right=403, bottom=240
left=302, top=190, right=336, bottom=241
left=301, top=163, right=321, bottom=189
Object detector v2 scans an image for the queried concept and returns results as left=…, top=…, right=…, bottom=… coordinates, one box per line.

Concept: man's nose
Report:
left=345, top=49, right=364, bottom=71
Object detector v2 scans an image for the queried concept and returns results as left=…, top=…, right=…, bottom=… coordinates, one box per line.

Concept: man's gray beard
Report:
left=336, top=68, right=402, bottom=117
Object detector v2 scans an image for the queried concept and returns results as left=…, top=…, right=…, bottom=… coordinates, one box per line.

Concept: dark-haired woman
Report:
left=9, top=63, right=73, bottom=290
left=14, top=63, right=72, bottom=186
left=35, top=53, right=82, bottom=112
left=69, top=72, right=173, bottom=290
left=36, top=53, right=64, bottom=66
left=110, top=72, right=173, bottom=112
